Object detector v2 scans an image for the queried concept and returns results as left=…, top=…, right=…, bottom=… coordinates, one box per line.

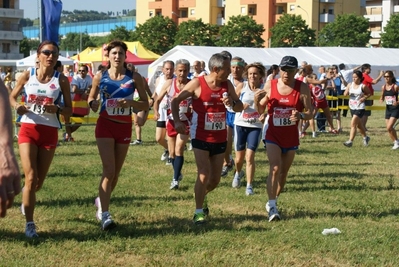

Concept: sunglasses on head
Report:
left=281, top=67, right=296, bottom=72
left=41, top=50, right=59, bottom=56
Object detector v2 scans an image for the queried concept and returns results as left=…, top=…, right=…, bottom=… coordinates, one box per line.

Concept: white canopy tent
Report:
left=148, top=46, right=399, bottom=92
left=16, top=54, right=74, bottom=69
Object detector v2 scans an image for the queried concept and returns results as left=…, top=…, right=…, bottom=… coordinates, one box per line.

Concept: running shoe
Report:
left=245, top=185, right=254, bottom=196
left=169, top=180, right=179, bottom=190
left=25, top=222, right=39, bottom=238
left=95, top=197, right=102, bottom=221
left=193, top=212, right=206, bottom=225
left=312, top=132, right=317, bottom=138
left=343, top=141, right=352, bottom=147
left=268, top=206, right=281, bottom=222
left=161, top=150, right=169, bottom=161
left=102, top=213, right=116, bottom=230
left=232, top=170, right=244, bottom=188
left=392, top=142, right=399, bottom=150
left=221, top=159, right=234, bottom=177
left=188, top=142, right=193, bottom=151
left=265, top=202, right=270, bottom=213
left=363, top=136, right=370, bottom=147
left=130, top=140, right=143, bottom=145
left=20, top=203, right=25, bottom=216
left=166, top=157, right=173, bottom=166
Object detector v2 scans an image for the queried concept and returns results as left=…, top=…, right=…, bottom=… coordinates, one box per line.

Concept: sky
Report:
left=20, top=0, right=137, bottom=19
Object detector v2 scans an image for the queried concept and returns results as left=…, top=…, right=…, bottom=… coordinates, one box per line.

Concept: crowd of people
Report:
left=2, top=39, right=399, bottom=238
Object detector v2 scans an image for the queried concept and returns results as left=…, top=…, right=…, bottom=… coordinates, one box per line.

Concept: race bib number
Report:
left=204, top=112, right=226, bottom=130
left=179, top=100, right=188, bottom=114
left=273, top=108, right=294, bottom=127
left=385, top=96, right=396, bottom=105
left=26, top=94, right=54, bottom=114
left=105, top=99, right=131, bottom=116
left=242, top=111, right=260, bottom=123
left=349, top=99, right=359, bottom=109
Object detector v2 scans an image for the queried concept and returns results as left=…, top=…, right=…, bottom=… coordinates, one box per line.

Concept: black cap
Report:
left=279, top=56, right=298, bottom=68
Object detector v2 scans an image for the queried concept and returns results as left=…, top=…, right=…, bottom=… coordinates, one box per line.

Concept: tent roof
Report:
left=16, top=54, right=74, bottom=68
left=147, top=45, right=399, bottom=89
left=125, top=51, right=154, bottom=65
left=124, top=41, right=160, bottom=60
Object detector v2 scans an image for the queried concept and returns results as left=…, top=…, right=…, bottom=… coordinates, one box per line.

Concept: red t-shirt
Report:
left=362, top=73, right=374, bottom=95
left=264, top=79, right=303, bottom=148
left=190, top=76, right=228, bottom=143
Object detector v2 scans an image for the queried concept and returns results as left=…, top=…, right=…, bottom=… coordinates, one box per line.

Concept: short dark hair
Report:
left=339, top=63, right=345, bottom=70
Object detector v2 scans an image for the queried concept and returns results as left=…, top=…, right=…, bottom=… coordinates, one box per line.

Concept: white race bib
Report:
left=273, top=108, right=294, bottom=127
left=179, top=100, right=188, bottom=114
left=204, top=112, right=226, bottom=130
left=105, top=99, right=131, bottom=116
left=242, top=111, right=260, bottom=124
left=349, top=99, right=359, bottom=109
left=26, top=94, right=54, bottom=114
left=385, top=96, right=396, bottom=105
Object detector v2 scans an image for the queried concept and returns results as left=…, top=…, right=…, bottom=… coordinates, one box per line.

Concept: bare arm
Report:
left=0, top=80, right=21, bottom=217
left=254, top=80, right=270, bottom=114
left=226, top=80, right=243, bottom=112
left=372, top=71, right=384, bottom=84
left=87, top=72, right=102, bottom=112
left=153, top=79, right=171, bottom=121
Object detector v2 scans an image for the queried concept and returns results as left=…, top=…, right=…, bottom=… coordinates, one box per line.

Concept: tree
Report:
left=380, top=14, right=399, bottom=48
left=318, top=13, right=370, bottom=47
left=269, top=14, right=316, bottom=47
left=107, top=26, right=134, bottom=42
left=59, top=32, right=95, bottom=51
left=216, top=15, right=265, bottom=47
left=131, top=16, right=177, bottom=55
left=20, top=37, right=40, bottom=57
left=174, top=19, right=218, bottom=46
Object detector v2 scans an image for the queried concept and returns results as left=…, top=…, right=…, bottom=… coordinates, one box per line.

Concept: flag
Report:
left=41, top=0, right=63, bottom=44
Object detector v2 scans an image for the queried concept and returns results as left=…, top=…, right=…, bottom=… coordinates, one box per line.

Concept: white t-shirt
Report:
left=340, top=69, right=354, bottom=84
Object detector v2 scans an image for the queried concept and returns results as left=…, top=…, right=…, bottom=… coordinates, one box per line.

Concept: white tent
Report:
left=148, top=46, right=399, bottom=91
left=16, top=54, right=74, bottom=68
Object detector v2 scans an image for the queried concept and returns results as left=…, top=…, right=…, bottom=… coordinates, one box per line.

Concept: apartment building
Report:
left=0, top=0, right=24, bottom=60
left=364, top=0, right=399, bottom=46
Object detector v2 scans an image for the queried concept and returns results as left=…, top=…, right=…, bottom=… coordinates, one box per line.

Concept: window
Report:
left=290, top=5, right=295, bottom=11
left=190, top=9, right=195, bottom=15
left=2, top=43, right=11, bottom=53
left=248, top=5, right=257, bottom=15
left=241, top=7, right=246, bottom=14
left=277, top=6, right=285, bottom=14
left=180, top=8, right=188, bottom=18
left=149, top=11, right=154, bottom=17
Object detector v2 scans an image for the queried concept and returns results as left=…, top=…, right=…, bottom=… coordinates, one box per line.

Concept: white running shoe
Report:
left=265, top=202, right=270, bottom=213
left=95, top=197, right=102, bottom=221
left=20, top=203, right=25, bottom=216
left=268, top=206, right=281, bottom=222
left=232, top=170, right=244, bottom=188
left=245, top=186, right=254, bottom=196
left=166, top=158, right=173, bottom=166
left=25, top=222, right=39, bottom=238
left=161, top=150, right=169, bottom=161
left=170, top=180, right=179, bottom=190
left=392, top=142, right=399, bottom=150
left=130, top=140, right=143, bottom=145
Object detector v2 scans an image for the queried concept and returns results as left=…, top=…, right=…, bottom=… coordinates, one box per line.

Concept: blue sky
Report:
left=20, top=0, right=136, bottom=19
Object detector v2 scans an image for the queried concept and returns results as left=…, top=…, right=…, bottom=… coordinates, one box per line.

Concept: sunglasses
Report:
left=41, top=50, right=59, bottom=56
left=281, top=67, right=296, bottom=72
left=78, top=70, right=86, bottom=72
left=384, top=76, right=391, bottom=78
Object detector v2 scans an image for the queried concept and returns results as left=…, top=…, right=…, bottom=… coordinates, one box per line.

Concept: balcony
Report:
left=319, top=13, right=335, bottom=23
left=320, top=0, right=335, bottom=2
left=217, top=17, right=225, bottom=25
left=178, top=0, right=196, bottom=8
left=0, top=8, right=23, bottom=19
left=0, top=31, right=24, bottom=41
left=370, top=30, right=381, bottom=39
left=364, top=14, right=382, bottom=22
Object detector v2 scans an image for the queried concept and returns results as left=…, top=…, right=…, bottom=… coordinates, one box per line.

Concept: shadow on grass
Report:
left=285, top=208, right=399, bottom=220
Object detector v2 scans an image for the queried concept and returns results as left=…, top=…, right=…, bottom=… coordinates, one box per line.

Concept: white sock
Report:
left=195, top=209, right=203, bottom=214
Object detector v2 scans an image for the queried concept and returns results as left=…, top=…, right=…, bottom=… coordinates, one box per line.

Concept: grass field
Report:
left=1, top=108, right=399, bottom=267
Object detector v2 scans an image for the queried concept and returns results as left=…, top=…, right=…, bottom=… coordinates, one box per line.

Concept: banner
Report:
left=41, top=0, right=63, bottom=44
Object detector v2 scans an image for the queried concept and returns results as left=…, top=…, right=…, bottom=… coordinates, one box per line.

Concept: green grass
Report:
left=1, top=109, right=399, bottom=267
